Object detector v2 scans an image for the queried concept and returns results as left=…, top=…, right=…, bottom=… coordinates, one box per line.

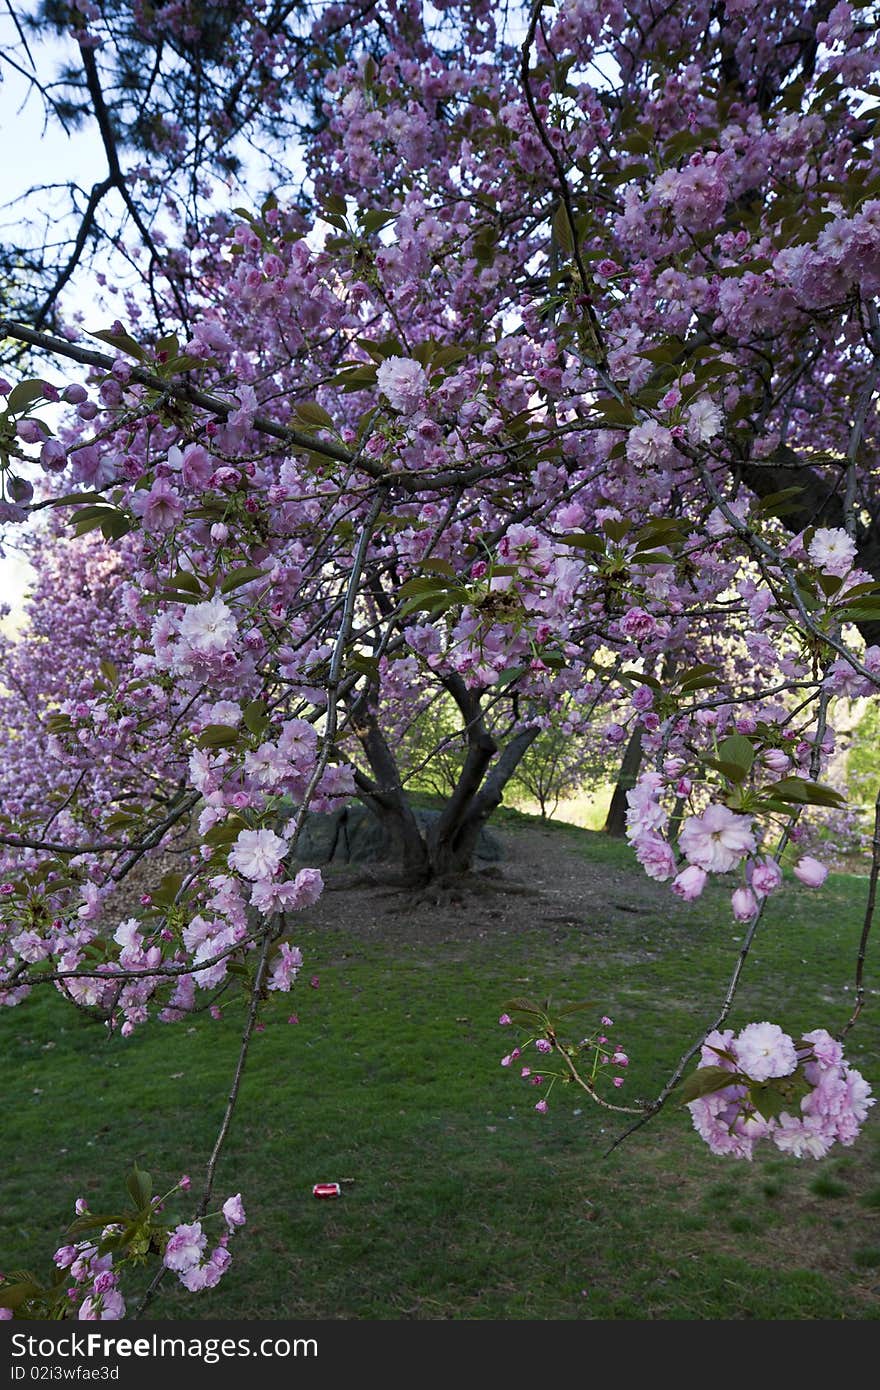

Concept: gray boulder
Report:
left=282, top=803, right=503, bottom=865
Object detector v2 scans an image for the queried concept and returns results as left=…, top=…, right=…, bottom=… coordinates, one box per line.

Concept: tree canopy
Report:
left=0, top=0, right=878, bottom=1319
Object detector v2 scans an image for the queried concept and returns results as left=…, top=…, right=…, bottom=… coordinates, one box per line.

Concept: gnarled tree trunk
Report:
left=349, top=675, right=539, bottom=885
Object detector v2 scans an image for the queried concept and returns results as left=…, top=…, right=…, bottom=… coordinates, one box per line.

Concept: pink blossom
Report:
left=40, top=439, right=68, bottom=473
left=267, top=941, right=303, bottom=992
left=731, top=887, right=758, bottom=922
left=751, top=857, right=783, bottom=897
left=686, top=397, right=723, bottom=442
left=130, top=476, right=185, bottom=532
left=626, top=419, right=675, bottom=471
left=807, top=527, right=857, bottom=576
left=619, top=607, right=656, bottom=640
left=678, top=804, right=756, bottom=873
left=802, top=1028, right=843, bottom=1068
left=672, top=865, right=707, bottom=901
left=734, top=1022, right=798, bottom=1081
left=163, top=1222, right=207, bottom=1273
left=228, top=828, right=288, bottom=881
left=77, top=1289, right=125, bottom=1320
left=793, top=856, right=828, bottom=888
left=179, top=444, right=214, bottom=490
left=632, top=832, right=676, bottom=882
left=175, top=596, right=238, bottom=666
left=222, top=1193, right=246, bottom=1231
left=376, top=356, right=428, bottom=413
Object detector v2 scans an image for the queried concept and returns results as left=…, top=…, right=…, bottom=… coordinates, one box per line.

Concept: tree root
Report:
left=320, top=861, right=540, bottom=910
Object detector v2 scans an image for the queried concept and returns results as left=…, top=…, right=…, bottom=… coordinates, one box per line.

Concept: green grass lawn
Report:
left=3, top=815, right=879, bottom=1320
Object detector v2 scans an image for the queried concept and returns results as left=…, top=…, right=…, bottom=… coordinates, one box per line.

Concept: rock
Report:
left=282, top=803, right=503, bottom=865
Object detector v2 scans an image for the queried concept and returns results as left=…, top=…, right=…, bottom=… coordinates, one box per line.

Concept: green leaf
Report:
left=472, top=227, right=496, bottom=267
left=243, top=700, right=270, bottom=737
left=635, top=517, right=689, bottom=540
left=72, top=506, right=123, bottom=537
left=558, top=531, right=606, bottom=554
left=45, top=491, right=108, bottom=507
left=398, top=593, right=458, bottom=619
left=750, top=486, right=805, bottom=518
left=495, top=664, right=526, bottom=688
left=163, top=354, right=206, bottom=376
left=66, top=1213, right=126, bottom=1237
left=554, top=1000, right=596, bottom=1018
left=591, top=398, right=636, bottom=428
left=503, top=996, right=547, bottom=1020
left=620, top=670, right=662, bottom=690
left=99, top=659, right=119, bottom=685
left=347, top=654, right=380, bottom=679
left=204, top=821, right=246, bottom=847
left=430, top=345, right=469, bottom=371
left=816, top=572, right=844, bottom=598
left=630, top=549, right=674, bottom=566
left=104, top=514, right=133, bottom=541
left=717, top=733, right=755, bottom=773
left=763, top=777, right=846, bottom=808
left=552, top=200, right=574, bottom=255
left=0, top=1279, right=44, bottom=1311
left=155, top=333, right=180, bottom=360
left=398, top=576, right=452, bottom=599
left=156, top=589, right=204, bottom=605
left=126, top=1163, right=153, bottom=1211
left=152, top=872, right=184, bottom=908
left=197, top=724, right=241, bottom=749
left=744, top=1082, right=787, bottom=1123
left=165, top=569, right=203, bottom=596
left=835, top=581, right=880, bottom=598
left=293, top=401, right=334, bottom=430
left=7, top=379, right=46, bottom=413
left=90, top=328, right=147, bottom=362
left=837, top=599, right=880, bottom=622
left=331, top=364, right=379, bottom=391
left=676, top=1065, right=740, bottom=1106
left=704, top=757, right=754, bottom=784
left=675, top=675, right=717, bottom=695
left=418, top=558, right=459, bottom=579
left=219, top=566, right=269, bottom=594
left=361, top=208, right=394, bottom=235
left=638, top=342, right=686, bottom=365
left=678, top=662, right=719, bottom=683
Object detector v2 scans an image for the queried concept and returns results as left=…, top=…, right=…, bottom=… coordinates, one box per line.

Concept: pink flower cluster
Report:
left=499, top=1010, right=629, bottom=1113
left=52, top=1233, right=126, bottom=1321
left=687, top=1024, right=874, bottom=1160
left=162, top=1193, right=246, bottom=1292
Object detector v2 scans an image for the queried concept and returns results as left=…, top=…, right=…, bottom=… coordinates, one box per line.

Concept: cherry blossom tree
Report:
left=1, top=0, right=879, bottom=1318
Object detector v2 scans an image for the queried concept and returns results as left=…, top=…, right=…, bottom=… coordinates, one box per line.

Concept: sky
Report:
left=0, top=5, right=317, bottom=631
left=1, top=14, right=110, bottom=627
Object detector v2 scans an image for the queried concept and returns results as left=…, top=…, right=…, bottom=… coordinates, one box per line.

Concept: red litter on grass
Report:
left=312, top=1182, right=342, bottom=1199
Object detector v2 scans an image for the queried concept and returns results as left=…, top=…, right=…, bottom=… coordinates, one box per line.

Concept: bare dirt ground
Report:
left=304, top=821, right=673, bottom=946
left=110, top=819, right=674, bottom=945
